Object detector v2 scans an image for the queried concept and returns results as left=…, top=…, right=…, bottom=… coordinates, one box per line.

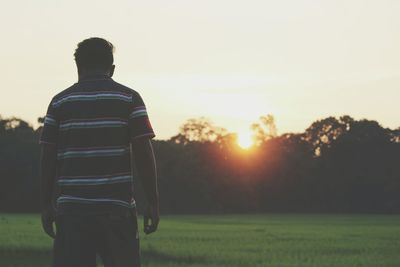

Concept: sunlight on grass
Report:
left=1, top=214, right=400, bottom=267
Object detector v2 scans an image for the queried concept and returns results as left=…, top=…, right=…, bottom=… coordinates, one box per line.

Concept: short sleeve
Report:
left=39, top=99, right=59, bottom=145
left=128, top=92, right=155, bottom=140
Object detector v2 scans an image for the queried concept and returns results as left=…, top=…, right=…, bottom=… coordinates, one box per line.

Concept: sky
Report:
left=0, top=0, right=399, bottom=140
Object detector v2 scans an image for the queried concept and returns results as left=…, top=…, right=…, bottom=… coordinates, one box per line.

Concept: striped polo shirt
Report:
left=39, top=74, right=155, bottom=214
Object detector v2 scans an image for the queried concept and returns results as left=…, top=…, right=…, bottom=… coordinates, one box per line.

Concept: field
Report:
left=1, top=214, right=400, bottom=267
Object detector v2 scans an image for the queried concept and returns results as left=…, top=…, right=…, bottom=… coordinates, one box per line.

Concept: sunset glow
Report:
left=0, top=1, right=399, bottom=139
left=237, top=131, right=254, bottom=149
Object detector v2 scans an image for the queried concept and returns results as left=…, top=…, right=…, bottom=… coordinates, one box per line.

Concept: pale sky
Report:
left=0, top=0, right=399, bottom=139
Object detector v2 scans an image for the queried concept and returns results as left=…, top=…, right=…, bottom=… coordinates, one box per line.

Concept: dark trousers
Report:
left=53, top=208, right=140, bottom=267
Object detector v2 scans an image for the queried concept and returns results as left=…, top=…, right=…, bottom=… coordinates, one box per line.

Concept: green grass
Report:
left=1, top=214, right=400, bottom=267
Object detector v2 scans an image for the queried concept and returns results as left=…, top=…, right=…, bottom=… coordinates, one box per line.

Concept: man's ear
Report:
left=110, top=65, right=115, bottom=77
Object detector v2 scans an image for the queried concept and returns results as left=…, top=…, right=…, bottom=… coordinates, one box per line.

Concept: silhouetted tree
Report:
left=303, top=115, right=353, bottom=156
left=170, top=117, right=228, bottom=144
left=0, top=114, right=398, bottom=213
left=251, top=114, right=278, bottom=145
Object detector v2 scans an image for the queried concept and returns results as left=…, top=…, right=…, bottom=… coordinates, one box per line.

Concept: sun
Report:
left=237, top=131, right=254, bottom=149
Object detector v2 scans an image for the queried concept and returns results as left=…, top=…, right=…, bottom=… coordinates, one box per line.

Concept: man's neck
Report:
left=78, top=71, right=111, bottom=81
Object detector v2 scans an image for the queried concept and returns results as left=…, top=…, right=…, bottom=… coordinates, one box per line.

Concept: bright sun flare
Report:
left=237, top=131, right=254, bottom=149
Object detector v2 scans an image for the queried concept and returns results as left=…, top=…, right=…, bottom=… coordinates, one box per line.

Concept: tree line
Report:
left=0, top=114, right=399, bottom=213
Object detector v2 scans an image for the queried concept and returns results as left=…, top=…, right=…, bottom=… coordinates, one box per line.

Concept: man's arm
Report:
left=131, top=138, right=159, bottom=234
left=40, top=145, right=57, bottom=238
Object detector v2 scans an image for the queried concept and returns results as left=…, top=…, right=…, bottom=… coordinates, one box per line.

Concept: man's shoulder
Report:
left=50, top=84, right=79, bottom=103
left=49, top=80, right=143, bottom=105
left=111, top=80, right=141, bottom=97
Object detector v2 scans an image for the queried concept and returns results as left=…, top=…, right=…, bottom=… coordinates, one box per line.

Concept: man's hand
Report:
left=131, top=138, right=160, bottom=235
left=40, top=145, right=57, bottom=239
left=143, top=203, right=159, bottom=234
left=41, top=206, right=56, bottom=239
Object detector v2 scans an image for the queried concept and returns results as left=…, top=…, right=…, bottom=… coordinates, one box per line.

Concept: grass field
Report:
left=0, top=214, right=400, bottom=267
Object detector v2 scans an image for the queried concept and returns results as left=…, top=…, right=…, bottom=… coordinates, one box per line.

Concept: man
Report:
left=40, top=37, right=159, bottom=267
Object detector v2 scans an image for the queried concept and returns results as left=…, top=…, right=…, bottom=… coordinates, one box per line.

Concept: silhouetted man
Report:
left=40, top=37, right=159, bottom=267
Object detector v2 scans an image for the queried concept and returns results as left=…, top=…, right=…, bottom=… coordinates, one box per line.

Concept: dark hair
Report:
left=74, top=37, right=114, bottom=70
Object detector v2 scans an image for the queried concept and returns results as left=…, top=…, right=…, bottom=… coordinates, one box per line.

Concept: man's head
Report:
left=74, top=37, right=115, bottom=77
